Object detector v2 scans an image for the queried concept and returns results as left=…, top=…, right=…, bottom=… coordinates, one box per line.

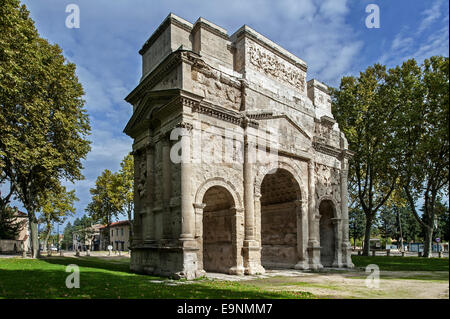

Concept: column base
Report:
left=229, top=266, right=245, bottom=276
left=307, top=240, right=323, bottom=270
left=342, top=242, right=354, bottom=268
left=243, top=240, right=265, bottom=275
left=294, top=260, right=309, bottom=270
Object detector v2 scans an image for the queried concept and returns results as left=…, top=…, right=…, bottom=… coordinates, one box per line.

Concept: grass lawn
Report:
left=351, top=255, right=449, bottom=272
left=0, top=257, right=313, bottom=299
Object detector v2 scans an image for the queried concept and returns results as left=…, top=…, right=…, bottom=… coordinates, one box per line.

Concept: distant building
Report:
left=72, top=224, right=103, bottom=251
left=100, top=221, right=131, bottom=251
left=0, top=209, right=29, bottom=254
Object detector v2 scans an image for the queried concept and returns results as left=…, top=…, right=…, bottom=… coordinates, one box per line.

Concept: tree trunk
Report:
left=29, top=218, right=40, bottom=258
left=423, top=225, right=433, bottom=258
left=363, top=215, right=373, bottom=256
left=44, top=231, right=51, bottom=253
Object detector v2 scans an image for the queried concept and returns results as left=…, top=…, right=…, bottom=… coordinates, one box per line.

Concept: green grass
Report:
left=0, top=257, right=313, bottom=299
left=351, top=255, right=449, bottom=271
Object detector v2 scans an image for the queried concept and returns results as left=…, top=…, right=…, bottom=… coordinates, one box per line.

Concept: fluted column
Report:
left=132, top=150, right=143, bottom=246
left=144, top=144, right=155, bottom=243
left=307, top=160, right=322, bottom=269
left=162, top=136, right=172, bottom=239
left=340, top=157, right=354, bottom=267
left=179, top=124, right=194, bottom=240
left=294, top=199, right=309, bottom=269
left=243, top=123, right=264, bottom=275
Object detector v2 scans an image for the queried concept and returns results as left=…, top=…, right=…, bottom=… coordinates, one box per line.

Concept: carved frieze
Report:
left=248, top=43, right=306, bottom=93
left=314, top=163, right=341, bottom=204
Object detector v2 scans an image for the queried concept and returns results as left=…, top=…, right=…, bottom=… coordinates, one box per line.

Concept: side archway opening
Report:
left=202, top=186, right=235, bottom=273
left=260, top=168, right=301, bottom=268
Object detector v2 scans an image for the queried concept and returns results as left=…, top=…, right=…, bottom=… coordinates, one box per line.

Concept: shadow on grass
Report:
left=41, top=256, right=131, bottom=273
left=0, top=258, right=313, bottom=299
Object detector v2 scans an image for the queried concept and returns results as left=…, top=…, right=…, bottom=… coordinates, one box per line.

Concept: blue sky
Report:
left=10, top=0, right=449, bottom=231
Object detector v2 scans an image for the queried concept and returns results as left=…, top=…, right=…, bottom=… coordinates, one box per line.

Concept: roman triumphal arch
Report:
left=124, top=14, right=354, bottom=279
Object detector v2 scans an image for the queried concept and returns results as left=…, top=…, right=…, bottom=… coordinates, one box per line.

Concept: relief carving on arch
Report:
left=314, top=163, right=341, bottom=204
left=248, top=43, right=306, bottom=93
left=137, top=152, right=147, bottom=199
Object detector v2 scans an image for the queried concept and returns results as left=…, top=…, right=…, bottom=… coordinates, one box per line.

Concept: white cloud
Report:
left=418, top=0, right=443, bottom=33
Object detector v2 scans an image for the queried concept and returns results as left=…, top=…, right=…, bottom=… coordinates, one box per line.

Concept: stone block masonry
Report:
left=124, top=13, right=354, bottom=279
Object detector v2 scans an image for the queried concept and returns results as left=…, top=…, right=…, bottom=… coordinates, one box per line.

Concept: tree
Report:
left=116, top=154, right=134, bottom=237
left=392, top=56, right=449, bottom=257
left=378, top=207, right=399, bottom=248
left=0, top=204, right=25, bottom=239
left=420, top=197, right=449, bottom=244
left=38, top=185, right=77, bottom=251
left=0, top=1, right=91, bottom=258
left=398, top=205, right=422, bottom=243
left=61, top=222, right=74, bottom=250
left=331, top=64, right=400, bottom=255
left=348, top=207, right=365, bottom=249
left=86, top=170, right=121, bottom=248
left=73, top=215, right=95, bottom=251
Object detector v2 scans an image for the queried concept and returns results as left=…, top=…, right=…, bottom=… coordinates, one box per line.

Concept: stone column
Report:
left=243, top=125, right=264, bottom=275
left=193, top=203, right=206, bottom=276
left=179, top=125, right=195, bottom=240
left=229, top=207, right=245, bottom=275
left=162, top=136, right=172, bottom=240
left=178, top=124, right=198, bottom=280
left=331, top=218, right=343, bottom=267
left=294, top=199, right=309, bottom=270
left=307, top=160, right=322, bottom=269
left=144, top=144, right=155, bottom=243
left=132, top=150, right=143, bottom=246
left=340, top=157, right=354, bottom=267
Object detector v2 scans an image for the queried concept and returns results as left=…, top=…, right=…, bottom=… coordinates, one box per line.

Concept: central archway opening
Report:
left=202, top=186, right=235, bottom=273
left=319, top=200, right=336, bottom=267
left=260, top=168, right=301, bottom=268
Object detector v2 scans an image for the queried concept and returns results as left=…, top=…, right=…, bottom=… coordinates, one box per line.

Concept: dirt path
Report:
left=207, top=269, right=449, bottom=299
left=248, top=271, right=449, bottom=299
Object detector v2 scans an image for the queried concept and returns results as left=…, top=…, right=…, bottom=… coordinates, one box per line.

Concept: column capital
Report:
left=193, top=203, right=206, bottom=210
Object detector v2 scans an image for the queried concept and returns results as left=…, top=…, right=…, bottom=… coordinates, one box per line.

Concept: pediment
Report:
left=123, top=89, right=181, bottom=137
left=246, top=111, right=311, bottom=140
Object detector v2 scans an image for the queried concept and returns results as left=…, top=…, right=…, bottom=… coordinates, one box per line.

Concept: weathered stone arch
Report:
left=317, top=197, right=342, bottom=267
left=193, top=177, right=245, bottom=275
left=195, top=177, right=243, bottom=210
left=316, top=195, right=339, bottom=218
left=253, top=158, right=309, bottom=269
left=254, top=159, right=306, bottom=199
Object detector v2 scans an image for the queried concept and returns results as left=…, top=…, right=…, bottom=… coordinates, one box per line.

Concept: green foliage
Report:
left=332, top=56, right=449, bottom=256
left=331, top=64, right=400, bottom=255
left=390, top=56, right=449, bottom=257
left=37, top=184, right=78, bottom=250
left=0, top=205, right=25, bottom=239
left=86, top=170, right=122, bottom=245
left=349, top=207, right=365, bottom=248
left=61, top=222, right=74, bottom=250
left=117, top=154, right=134, bottom=221
left=0, top=0, right=91, bottom=257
